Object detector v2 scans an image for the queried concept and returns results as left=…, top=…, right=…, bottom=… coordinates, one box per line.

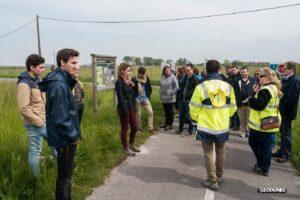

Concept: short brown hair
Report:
left=138, top=66, right=146, bottom=75
left=26, top=54, right=45, bottom=71
left=56, top=48, right=79, bottom=67
left=186, top=63, right=194, bottom=69
left=240, top=66, right=248, bottom=71
left=285, top=61, right=296, bottom=73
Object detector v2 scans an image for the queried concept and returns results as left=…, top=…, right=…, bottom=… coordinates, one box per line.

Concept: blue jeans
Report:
left=24, top=124, right=57, bottom=176
left=248, top=129, right=274, bottom=173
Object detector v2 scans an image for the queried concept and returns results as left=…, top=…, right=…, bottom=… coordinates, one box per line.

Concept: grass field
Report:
left=0, top=82, right=164, bottom=200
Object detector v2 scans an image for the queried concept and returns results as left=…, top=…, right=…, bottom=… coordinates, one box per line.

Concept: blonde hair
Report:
left=260, top=67, right=283, bottom=98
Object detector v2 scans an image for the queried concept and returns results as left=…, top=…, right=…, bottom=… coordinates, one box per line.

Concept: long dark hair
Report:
left=161, top=65, right=171, bottom=76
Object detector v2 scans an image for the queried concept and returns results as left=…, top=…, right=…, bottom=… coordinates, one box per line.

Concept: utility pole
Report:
left=53, top=51, right=56, bottom=66
left=36, top=15, right=41, bottom=56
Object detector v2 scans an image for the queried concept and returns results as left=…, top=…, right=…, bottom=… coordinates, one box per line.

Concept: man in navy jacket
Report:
left=39, top=48, right=80, bottom=200
left=273, top=62, right=300, bottom=163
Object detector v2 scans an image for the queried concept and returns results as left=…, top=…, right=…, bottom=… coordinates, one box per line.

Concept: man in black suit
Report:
left=273, top=61, right=300, bottom=163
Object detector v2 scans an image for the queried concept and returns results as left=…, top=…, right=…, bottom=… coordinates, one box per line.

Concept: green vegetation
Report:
left=0, top=82, right=163, bottom=200
left=291, top=113, right=300, bottom=174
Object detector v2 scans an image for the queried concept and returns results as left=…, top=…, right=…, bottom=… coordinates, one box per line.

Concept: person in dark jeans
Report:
left=159, top=65, right=179, bottom=130
left=176, top=63, right=199, bottom=136
left=39, top=48, right=81, bottom=200
left=247, top=67, right=283, bottom=176
left=228, top=65, right=241, bottom=130
left=273, top=62, right=300, bottom=163
left=115, top=63, right=140, bottom=156
left=175, top=67, right=185, bottom=111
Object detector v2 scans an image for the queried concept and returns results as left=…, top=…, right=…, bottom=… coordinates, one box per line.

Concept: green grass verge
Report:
left=291, top=114, right=300, bottom=174
left=0, top=82, right=164, bottom=200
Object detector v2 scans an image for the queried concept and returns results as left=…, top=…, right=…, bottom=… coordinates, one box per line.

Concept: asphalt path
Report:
left=87, top=119, right=300, bottom=200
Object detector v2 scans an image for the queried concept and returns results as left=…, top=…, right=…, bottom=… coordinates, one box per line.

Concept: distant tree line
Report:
left=122, top=56, right=271, bottom=68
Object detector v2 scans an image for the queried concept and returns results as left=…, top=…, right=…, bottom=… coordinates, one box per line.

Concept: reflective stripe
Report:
left=202, top=104, right=229, bottom=109
left=248, top=120, right=260, bottom=128
left=189, top=100, right=202, bottom=108
left=197, top=126, right=229, bottom=135
left=266, top=105, right=279, bottom=109
left=262, top=85, right=279, bottom=109
left=200, top=83, right=209, bottom=99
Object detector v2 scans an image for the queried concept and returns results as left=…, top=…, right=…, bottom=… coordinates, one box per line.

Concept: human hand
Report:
left=253, top=84, right=259, bottom=93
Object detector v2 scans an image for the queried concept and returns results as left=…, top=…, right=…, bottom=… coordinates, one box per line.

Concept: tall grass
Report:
left=0, top=82, right=163, bottom=200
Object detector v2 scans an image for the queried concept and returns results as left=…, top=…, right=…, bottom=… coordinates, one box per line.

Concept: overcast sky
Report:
left=1, top=0, right=300, bottom=66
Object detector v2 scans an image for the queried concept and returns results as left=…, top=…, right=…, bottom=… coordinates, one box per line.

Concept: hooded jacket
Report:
left=16, top=71, right=46, bottom=126
left=38, top=68, right=80, bottom=147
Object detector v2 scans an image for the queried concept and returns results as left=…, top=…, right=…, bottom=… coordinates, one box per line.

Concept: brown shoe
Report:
left=149, top=129, right=156, bottom=134
left=129, top=144, right=141, bottom=153
left=276, top=157, right=288, bottom=163
left=124, top=148, right=136, bottom=156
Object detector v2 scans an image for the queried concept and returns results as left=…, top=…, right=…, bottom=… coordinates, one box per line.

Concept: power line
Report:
left=0, top=19, right=36, bottom=39
left=40, top=3, right=300, bottom=24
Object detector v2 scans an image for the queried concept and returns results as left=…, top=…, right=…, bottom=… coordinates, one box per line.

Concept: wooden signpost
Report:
left=91, top=54, right=117, bottom=112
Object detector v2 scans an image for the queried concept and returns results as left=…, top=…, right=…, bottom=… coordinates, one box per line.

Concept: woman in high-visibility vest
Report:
left=247, top=67, right=282, bottom=176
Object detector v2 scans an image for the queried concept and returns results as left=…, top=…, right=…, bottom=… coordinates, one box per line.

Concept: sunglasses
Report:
left=255, top=73, right=260, bottom=75
left=259, top=75, right=267, bottom=78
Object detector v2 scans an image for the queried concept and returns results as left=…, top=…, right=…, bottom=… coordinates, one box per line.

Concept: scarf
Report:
left=137, top=74, right=147, bottom=96
left=121, top=75, right=135, bottom=87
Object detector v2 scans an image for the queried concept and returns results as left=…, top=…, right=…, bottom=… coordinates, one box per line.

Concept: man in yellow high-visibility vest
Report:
left=189, top=60, right=237, bottom=191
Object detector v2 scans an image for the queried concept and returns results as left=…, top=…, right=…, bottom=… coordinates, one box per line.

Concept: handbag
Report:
left=259, top=89, right=280, bottom=130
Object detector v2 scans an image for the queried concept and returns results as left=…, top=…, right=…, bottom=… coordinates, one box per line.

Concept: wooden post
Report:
left=92, top=56, right=99, bottom=112
left=113, top=60, right=118, bottom=106
left=36, top=15, right=41, bottom=56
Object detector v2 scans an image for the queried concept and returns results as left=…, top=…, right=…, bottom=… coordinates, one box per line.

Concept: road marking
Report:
left=139, top=146, right=150, bottom=155
left=204, top=189, right=215, bottom=200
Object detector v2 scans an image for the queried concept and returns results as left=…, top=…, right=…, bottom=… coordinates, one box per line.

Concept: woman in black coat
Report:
left=115, top=63, right=140, bottom=156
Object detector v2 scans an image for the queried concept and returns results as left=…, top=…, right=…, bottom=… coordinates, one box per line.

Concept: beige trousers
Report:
left=202, top=141, right=226, bottom=183
left=237, top=106, right=250, bottom=133
left=135, top=100, right=153, bottom=130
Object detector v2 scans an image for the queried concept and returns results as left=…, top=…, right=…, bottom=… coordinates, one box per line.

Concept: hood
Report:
left=38, top=68, right=77, bottom=92
left=17, top=71, right=39, bottom=85
left=200, top=73, right=230, bottom=85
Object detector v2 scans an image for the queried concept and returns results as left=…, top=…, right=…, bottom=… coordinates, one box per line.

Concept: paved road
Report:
left=87, top=119, right=300, bottom=200
left=0, top=78, right=17, bottom=82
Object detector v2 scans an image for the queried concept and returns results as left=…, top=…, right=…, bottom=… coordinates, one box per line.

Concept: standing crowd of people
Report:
left=16, top=50, right=299, bottom=198
left=159, top=60, right=299, bottom=191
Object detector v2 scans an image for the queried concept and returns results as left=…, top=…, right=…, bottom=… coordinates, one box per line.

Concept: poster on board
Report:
left=91, top=54, right=117, bottom=90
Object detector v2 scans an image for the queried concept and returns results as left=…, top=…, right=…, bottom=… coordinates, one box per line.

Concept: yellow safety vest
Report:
left=248, top=84, right=281, bottom=133
left=189, top=79, right=237, bottom=135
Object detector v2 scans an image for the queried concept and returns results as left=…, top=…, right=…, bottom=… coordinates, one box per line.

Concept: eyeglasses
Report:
left=259, top=75, right=267, bottom=78
left=255, top=73, right=260, bottom=75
